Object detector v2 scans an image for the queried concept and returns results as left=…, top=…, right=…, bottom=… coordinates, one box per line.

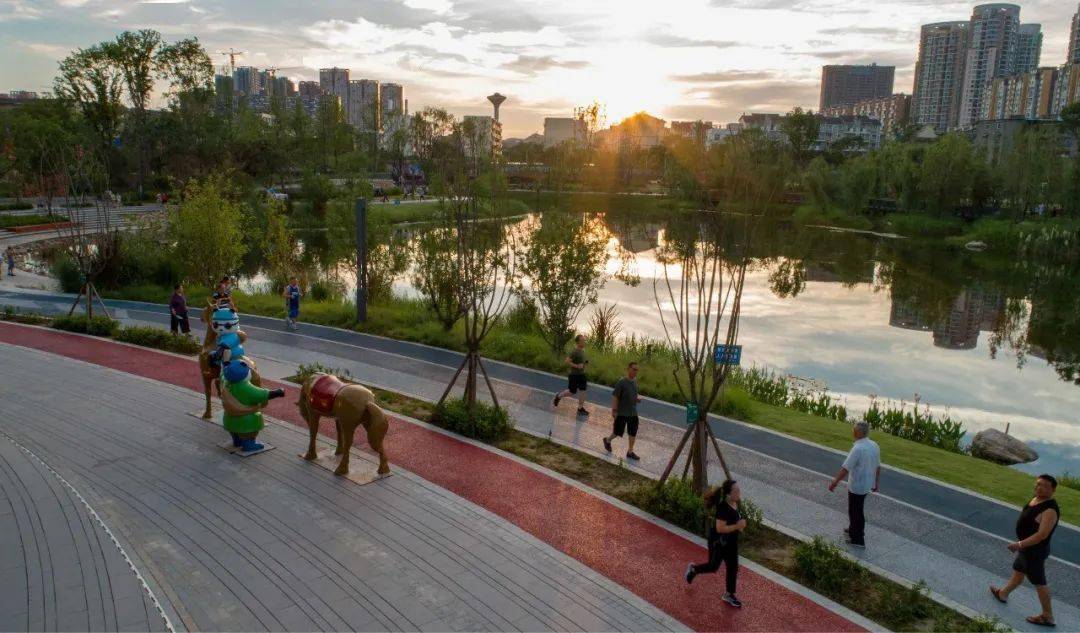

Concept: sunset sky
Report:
left=0, top=0, right=1075, bottom=137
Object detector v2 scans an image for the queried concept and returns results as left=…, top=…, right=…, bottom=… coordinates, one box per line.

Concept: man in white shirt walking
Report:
left=828, top=421, right=881, bottom=548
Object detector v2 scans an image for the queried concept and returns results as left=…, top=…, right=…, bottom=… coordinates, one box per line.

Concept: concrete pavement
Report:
left=0, top=325, right=872, bottom=632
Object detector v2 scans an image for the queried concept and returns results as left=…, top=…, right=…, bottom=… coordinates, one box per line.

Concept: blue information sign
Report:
left=714, top=344, right=742, bottom=366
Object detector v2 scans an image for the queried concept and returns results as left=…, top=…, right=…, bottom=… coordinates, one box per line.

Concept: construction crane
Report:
left=218, top=48, right=245, bottom=75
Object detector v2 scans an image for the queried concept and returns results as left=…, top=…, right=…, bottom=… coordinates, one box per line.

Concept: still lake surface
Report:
left=269, top=209, right=1080, bottom=475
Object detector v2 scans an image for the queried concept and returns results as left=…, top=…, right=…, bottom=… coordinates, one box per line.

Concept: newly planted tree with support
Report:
left=431, top=115, right=516, bottom=432
left=38, top=143, right=119, bottom=319
left=655, top=129, right=789, bottom=494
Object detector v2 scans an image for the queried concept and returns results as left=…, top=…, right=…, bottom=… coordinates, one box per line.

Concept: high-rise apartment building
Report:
left=233, top=66, right=257, bottom=96
left=319, top=67, right=350, bottom=112
left=912, top=21, right=970, bottom=133
left=983, top=67, right=1058, bottom=120
left=819, top=64, right=895, bottom=110
left=823, top=94, right=911, bottom=135
left=298, top=81, right=322, bottom=99
left=347, top=79, right=380, bottom=131
left=1070, top=4, right=1080, bottom=65
left=958, top=4, right=1021, bottom=129
left=380, top=83, right=405, bottom=118
left=1016, top=24, right=1043, bottom=73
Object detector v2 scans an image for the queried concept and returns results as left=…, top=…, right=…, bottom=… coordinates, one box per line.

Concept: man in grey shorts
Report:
left=603, top=361, right=642, bottom=461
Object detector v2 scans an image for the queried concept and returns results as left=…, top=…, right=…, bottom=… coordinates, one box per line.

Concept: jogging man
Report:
left=603, top=361, right=642, bottom=461
left=552, top=334, right=590, bottom=417
left=282, top=277, right=302, bottom=331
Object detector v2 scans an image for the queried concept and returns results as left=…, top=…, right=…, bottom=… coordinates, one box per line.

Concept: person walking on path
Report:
left=685, top=479, right=746, bottom=608
left=552, top=334, right=590, bottom=416
left=212, top=276, right=236, bottom=311
left=169, top=283, right=190, bottom=335
left=828, top=420, right=880, bottom=548
left=282, top=277, right=302, bottom=331
left=603, top=361, right=642, bottom=460
left=990, top=474, right=1061, bottom=628
left=5, top=248, right=14, bottom=277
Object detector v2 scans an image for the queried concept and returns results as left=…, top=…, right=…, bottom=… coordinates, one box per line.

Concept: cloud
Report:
left=671, top=70, right=775, bottom=83
left=139, top=0, right=190, bottom=4
left=0, top=0, right=43, bottom=21
left=699, top=80, right=819, bottom=110
left=403, top=0, right=453, bottom=13
left=500, top=54, right=588, bottom=75
left=646, top=33, right=740, bottom=48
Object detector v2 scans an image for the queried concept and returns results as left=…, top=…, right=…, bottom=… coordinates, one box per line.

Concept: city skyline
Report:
left=0, top=0, right=1074, bottom=137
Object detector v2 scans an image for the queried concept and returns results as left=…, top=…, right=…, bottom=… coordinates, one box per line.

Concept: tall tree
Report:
left=515, top=213, right=609, bottom=351
left=780, top=107, right=820, bottom=167
left=112, top=29, right=163, bottom=196
left=169, top=176, right=247, bottom=289
left=54, top=44, right=125, bottom=161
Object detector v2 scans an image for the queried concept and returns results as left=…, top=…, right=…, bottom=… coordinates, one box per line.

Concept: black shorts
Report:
left=613, top=415, right=639, bottom=438
left=1012, top=551, right=1048, bottom=586
left=567, top=374, right=587, bottom=393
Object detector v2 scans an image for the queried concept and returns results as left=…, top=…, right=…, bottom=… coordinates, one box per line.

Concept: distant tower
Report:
left=487, top=92, right=506, bottom=122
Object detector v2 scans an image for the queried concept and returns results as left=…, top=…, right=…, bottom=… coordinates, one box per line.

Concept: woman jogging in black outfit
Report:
left=685, top=479, right=746, bottom=608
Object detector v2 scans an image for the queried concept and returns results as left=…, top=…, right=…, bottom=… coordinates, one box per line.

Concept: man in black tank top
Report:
left=989, top=474, right=1061, bottom=628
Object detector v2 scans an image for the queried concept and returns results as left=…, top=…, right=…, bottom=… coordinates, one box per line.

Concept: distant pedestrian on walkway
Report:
left=282, top=277, right=302, bottom=331
left=169, top=283, right=190, bottom=334
left=5, top=248, right=14, bottom=276
left=990, top=474, right=1061, bottom=628
left=552, top=334, right=590, bottom=416
left=603, top=361, right=642, bottom=461
left=828, top=420, right=880, bottom=548
left=686, top=479, right=745, bottom=608
left=212, top=276, right=235, bottom=310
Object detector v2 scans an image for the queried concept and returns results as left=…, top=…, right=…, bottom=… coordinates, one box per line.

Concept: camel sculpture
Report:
left=298, top=373, right=390, bottom=476
left=198, top=304, right=261, bottom=418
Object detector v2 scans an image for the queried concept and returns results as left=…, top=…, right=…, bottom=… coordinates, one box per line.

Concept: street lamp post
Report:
left=355, top=198, right=368, bottom=323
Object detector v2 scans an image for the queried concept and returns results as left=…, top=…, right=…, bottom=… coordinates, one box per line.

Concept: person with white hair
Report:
left=828, top=421, right=880, bottom=548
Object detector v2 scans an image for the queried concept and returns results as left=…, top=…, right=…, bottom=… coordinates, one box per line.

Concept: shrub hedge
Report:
left=114, top=326, right=201, bottom=355
left=50, top=315, right=118, bottom=336
left=430, top=397, right=513, bottom=442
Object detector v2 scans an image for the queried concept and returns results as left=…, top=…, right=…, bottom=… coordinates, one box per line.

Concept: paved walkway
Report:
left=2, top=289, right=1079, bottom=631
left=0, top=323, right=867, bottom=632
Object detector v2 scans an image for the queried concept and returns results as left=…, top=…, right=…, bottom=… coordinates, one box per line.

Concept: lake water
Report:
left=270, top=210, right=1080, bottom=475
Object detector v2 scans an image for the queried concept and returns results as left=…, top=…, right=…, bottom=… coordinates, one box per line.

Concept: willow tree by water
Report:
left=428, top=114, right=517, bottom=430
left=656, top=129, right=789, bottom=494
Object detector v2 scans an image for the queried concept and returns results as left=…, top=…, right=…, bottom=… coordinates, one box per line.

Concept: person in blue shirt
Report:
left=282, top=277, right=302, bottom=331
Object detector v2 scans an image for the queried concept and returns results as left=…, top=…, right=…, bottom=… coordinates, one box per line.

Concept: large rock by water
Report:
left=970, top=429, right=1038, bottom=465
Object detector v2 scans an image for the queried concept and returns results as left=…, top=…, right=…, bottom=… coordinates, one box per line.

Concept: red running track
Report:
left=0, top=322, right=863, bottom=632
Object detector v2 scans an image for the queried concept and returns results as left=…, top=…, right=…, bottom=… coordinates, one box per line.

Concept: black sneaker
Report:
left=685, top=563, right=695, bottom=585
left=626, top=451, right=640, bottom=461
left=722, top=593, right=742, bottom=608
left=603, top=437, right=612, bottom=452
left=576, top=407, right=589, bottom=417
left=553, top=394, right=561, bottom=407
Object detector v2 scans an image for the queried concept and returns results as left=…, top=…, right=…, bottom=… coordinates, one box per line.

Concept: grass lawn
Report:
left=746, top=401, right=1080, bottom=522
left=0, top=213, right=67, bottom=228
left=99, top=285, right=1079, bottom=523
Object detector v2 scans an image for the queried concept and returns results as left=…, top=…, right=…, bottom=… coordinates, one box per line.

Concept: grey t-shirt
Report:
left=569, top=348, right=587, bottom=376
left=612, top=377, right=639, bottom=417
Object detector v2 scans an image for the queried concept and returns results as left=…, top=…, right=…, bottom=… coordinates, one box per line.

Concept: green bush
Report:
left=739, top=496, right=764, bottom=540
left=0, top=212, right=64, bottom=227
left=292, top=361, right=353, bottom=383
left=50, top=314, right=119, bottom=337
left=0, top=306, right=51, bottom=325
left=309, top=278, right=344, bottom=302
left=430, top=397, right=513, bottom=442
left=51, top=256, right=83, bottom=293
left=1061, top=471, right=1080, bottom=491
left=114, top=326, right=200, bottom=355
left=0, top=201, right=34, bottom=211
left=794, top=536, right=867, bottom=596
left=632, top=477, right=706, bottom=535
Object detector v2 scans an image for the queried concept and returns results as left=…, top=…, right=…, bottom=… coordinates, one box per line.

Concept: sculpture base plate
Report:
left=223, top=440, right=276, bottom=457
left=300, top=451, right=390, bottom=486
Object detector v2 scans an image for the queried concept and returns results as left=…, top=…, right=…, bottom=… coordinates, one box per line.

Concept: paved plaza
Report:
left=0, top=323, right=870, bottom=632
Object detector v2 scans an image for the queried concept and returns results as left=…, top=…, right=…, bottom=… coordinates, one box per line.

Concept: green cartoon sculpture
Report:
left=220, top=360, right=285, bottom=452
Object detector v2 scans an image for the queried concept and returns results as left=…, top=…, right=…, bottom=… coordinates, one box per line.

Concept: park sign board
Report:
left=714, top=344, right=742, bottom=366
